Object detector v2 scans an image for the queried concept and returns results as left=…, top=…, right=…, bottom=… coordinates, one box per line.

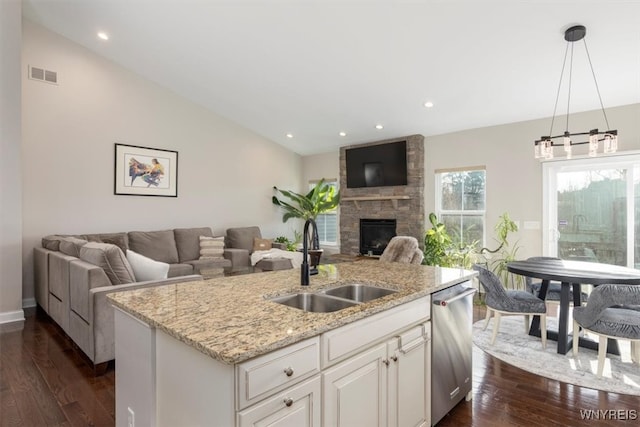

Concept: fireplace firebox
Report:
left=360, top=219, right=397, bottom=256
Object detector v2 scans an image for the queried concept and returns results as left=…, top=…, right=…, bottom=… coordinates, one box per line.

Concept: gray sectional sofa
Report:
left=33, top=226, right=242, bottom=369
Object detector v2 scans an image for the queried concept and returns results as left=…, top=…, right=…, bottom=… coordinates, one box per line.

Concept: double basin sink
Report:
left=270, top=283, right=398, bottom=313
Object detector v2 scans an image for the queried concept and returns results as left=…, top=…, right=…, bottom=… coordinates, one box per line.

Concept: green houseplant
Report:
left=272, top=179, right=340, bottom=264
left=480, top=212, right=522, bottom=289
left=423, top=213, right=454, bottom=267
left=423, top=212, right=479, bottom=269
left=272, top=178, right=340, bottom=222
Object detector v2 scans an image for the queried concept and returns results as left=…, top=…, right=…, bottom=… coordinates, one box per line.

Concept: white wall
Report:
left=21, top=20, right=302, bottom=302
left=300, top=104, right=640, bottom=259
left=0, top=0, right=24, bottom=325
left=302, top=151, right=339, bottom=185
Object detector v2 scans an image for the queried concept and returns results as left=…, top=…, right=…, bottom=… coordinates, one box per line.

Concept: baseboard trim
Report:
left=0, top=309, right=25, bottom=325
left=23, top=297, right=37, bottom=308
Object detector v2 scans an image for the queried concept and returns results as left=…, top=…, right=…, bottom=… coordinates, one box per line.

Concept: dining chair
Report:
left=379, top=236, right=424, bottom=265
left=572, top=284, right=640, bottom=377
left=524, top=256, right=589, bottom=304
left=473, top=264, right=547, bottom=347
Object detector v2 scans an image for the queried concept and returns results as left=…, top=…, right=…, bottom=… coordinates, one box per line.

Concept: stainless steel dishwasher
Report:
left=431, top=281, right=476, bottom=426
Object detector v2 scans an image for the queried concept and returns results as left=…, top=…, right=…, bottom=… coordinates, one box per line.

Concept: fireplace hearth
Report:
left=360, top=219, right=397, bottom=256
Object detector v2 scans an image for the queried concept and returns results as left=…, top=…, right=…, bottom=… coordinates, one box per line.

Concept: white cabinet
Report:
left=387, top=322, right=431, bottom=427
left=323, top=342, right=389, bottom=426
left=237, top=376, right=321, bottom=427
left=323, top=321, right=431, bottom=427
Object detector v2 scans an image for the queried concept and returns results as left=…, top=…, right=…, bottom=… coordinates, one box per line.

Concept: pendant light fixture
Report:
left=534, top=25, right=617, bottom=160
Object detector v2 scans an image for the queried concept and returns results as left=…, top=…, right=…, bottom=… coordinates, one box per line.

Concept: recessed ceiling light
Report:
left=375, top=124, right=384, bottom=130
left=424, top=101, right=434, bottom=108
left=286, top=133, right=293, bottom=138
left=97, top=32, right=109, bottom=41
left=339, top=132, right=347, bottom=137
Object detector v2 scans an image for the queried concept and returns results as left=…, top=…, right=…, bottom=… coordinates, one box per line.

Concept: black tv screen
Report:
left=345, top=141, right=408, bottom=188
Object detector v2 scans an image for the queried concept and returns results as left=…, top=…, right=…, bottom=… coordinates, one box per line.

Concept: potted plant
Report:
left=423, top=213, right=454, bottom=267
left=423, top=212, right=480, bottom=269
left=274, top=231, right=302, bottom=252
left=480, top=212, right=522, bottom=289
left=272, top=179, right=341, bottom=265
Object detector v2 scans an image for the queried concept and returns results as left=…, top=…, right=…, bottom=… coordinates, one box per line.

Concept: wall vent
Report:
left=29, top=65, right=58, bottom=85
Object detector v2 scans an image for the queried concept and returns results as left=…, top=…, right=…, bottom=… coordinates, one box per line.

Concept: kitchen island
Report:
left=108, top=261, right=476, bottom=427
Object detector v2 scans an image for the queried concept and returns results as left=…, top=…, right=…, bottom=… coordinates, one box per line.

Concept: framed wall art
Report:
left=114, top=143, right=178, bottom=197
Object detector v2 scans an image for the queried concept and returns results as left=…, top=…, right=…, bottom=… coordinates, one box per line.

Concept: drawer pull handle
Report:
left=284, top=367, right=294, bottom=377
left=390, top=355, right=398, bottom=362
left=284, top=398, right=294, bottom=407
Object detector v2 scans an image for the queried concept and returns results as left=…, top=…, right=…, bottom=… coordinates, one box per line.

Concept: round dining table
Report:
left=507, top=259, right=640, bottom=354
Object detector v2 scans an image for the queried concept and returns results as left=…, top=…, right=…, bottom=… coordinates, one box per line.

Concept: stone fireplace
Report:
left=339, top=135, right=425, bottom=255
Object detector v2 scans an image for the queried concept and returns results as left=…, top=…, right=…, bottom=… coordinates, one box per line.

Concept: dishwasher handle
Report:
left=433, top=288, right=477, bottom=307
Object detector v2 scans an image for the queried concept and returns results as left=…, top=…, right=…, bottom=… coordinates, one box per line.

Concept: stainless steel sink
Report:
left=270, top=293, right=358, bottom=313
left=322, top=283, right=398, bottom=303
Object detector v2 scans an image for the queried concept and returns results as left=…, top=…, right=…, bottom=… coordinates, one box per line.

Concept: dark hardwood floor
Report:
left=1, top=305, right=638, bottom=426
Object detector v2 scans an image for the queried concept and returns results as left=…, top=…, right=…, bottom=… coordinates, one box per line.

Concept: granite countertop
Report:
left=107, top=261, right=476, bottom=365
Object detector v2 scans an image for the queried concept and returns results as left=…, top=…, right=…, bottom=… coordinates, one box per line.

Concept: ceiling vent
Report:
left=28, top=65, right=58, bottom=85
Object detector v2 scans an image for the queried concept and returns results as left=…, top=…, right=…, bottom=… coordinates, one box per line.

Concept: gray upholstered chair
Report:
left=524, top=256, right=589, bottom=304
left=473, top=264, right=547, bottom=347
left=572, top=284, right=640, bottom=377
left=379, top=236, right=424, bottom=265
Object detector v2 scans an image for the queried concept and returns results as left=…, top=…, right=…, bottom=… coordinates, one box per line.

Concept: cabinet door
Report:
left=387, top=322, right=431, bottom=427
left=237, top=376, right=321, bottom=427
left=323, top=343, right=388, bottom=427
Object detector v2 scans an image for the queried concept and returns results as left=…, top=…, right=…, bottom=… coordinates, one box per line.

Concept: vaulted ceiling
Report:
left=23, top=0, right=640, bottom=155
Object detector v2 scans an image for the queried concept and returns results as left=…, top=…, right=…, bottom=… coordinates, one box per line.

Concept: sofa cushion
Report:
left=84, top=233, right=129, bottom=253
left=253, top=237, right=272, bottom=252
left=174, top=227, right=214, bottom=262
left=199, top=236, right=225, bottom=259
left=79, top=242, right=136, bottom=286
left=42, top=235, right=66, bottom=251
left=126, top=250, right=170, bottom=281
left=168, top=263, right=193, bottom=278
left=59, top=237, right=89, bottom=258
left=226, top=226, right=262, bottom=253
left=128, top=230, right=179, bottom=264
left=185, top=258, right=231, bottom=274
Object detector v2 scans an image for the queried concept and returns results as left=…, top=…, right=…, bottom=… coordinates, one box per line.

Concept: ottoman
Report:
left=255, top=257, right=293, bottom=271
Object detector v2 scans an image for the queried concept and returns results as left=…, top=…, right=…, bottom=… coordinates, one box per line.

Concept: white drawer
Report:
left=236, top=375, right=321, bottom=427
left=236, top=337, right=320, bottom=410
left=321, top=295, right=430, bottom=368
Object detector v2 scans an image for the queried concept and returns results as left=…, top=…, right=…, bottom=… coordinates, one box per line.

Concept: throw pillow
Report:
left=253, top=237, right=272, bottom=252
left=199, top=236, right=225, bottom=260
left=126, top=250, right=170, bottom=282
left=79, top=242, right=136, bottom=285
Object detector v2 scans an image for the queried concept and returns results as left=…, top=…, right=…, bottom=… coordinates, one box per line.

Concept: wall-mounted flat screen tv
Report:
left=345, top=141, right=408, bottom=188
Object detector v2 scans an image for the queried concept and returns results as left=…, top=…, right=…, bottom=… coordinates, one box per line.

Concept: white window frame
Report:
left=542, top=152, right=640, bottom=267
left=435, top=166, right=486, bottom=248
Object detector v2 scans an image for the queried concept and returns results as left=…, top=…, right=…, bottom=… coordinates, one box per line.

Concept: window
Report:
left=436, top=168, right=486, bottom=247
left=310, top=180, right=339, bottom=245
left=543, top=154, right=640, bottom=267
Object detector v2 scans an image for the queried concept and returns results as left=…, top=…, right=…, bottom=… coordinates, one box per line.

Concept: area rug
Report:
left=472, top=316, right=640, bottom=396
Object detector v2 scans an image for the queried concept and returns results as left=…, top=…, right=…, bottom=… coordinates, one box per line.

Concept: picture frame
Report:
left=114, top=143, right=178, bottom=197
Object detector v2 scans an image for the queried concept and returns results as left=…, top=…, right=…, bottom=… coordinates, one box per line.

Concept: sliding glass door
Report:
left=543, top=154, right=640, bottom=268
